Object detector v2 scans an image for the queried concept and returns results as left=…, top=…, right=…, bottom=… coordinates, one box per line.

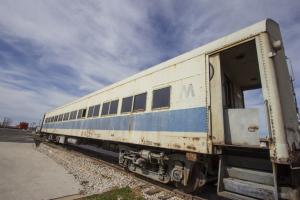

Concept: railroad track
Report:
left=34, top=137, right=220, bottom=200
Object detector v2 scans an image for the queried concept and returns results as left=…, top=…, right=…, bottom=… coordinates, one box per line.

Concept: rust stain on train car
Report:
left=186, top=145, right=196, bottom=150
left=182, top=136, right=200, bottom=141
left=128, top=115, right=134, bottom=131
left=153, top=142, right=161, bottom=147
left=186, top=152, right=198, bottom=161
left=80, top=129, right=94, bottom=138
left=144, top=141, right=153, bottom=146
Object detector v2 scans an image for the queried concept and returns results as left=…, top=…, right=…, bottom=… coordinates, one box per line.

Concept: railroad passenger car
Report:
left=40, top=19, right=300, bottom=199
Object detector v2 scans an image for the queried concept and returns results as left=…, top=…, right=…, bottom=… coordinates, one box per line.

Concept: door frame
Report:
left=207, top=37, right=265, bottom=147
left=208, top=53, right=225, bottom=145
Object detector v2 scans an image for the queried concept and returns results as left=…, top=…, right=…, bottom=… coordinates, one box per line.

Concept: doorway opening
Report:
left=219, top=40, right=268, bottom=146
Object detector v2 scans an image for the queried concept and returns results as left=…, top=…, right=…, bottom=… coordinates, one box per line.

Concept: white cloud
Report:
left=0, top=0, right=161, bottom=124
left=0, top=82, right=77, bottom=124
left=0, top=0, right=299, bottom=124
left=0, top=1, right=162, bottom=90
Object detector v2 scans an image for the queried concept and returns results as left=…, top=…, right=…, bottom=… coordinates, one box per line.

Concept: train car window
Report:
left=87, top=106, right=94, bottom=118
left=69, top=111, right=74, bottom=120
left=121, top=96, right=133, bottom=113
left=133, top=93, right=147, bottom=112
left=82, top=109, right=87, bottom=118
left=54, top=115, right=58, bottom=122
left=101, top=102, right=110, bottom=116
left=51, top=117, right=54, bottom=122
left=152, top=86, right=171, bottom=109
left=74, top=111, right=77, bottom=119
left=58, top=114, right=63, bottom=121
left=77, top=109, right=83, bottom=119
left=69, top=111, right=76, bottom=120
left=93, top=104, right=100, bottom=117
left=109, top=100, right=119, bottom=114
left=73, top=110, right=78, bottom=119
left=63, top=113, right=69, bottom=121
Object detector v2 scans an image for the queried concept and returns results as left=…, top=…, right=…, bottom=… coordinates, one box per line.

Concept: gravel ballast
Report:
left=36, top=143, right=182, bottom=200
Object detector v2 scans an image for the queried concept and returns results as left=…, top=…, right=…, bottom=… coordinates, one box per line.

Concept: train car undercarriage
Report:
left=41, top=133, right=218, bottom=193
left=118, top=147, right=218, bottom=193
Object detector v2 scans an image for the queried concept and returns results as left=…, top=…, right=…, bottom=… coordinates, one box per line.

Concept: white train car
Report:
left=40, top=19, right=300, bottom=199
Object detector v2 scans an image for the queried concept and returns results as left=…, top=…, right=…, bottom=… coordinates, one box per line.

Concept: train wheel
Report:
left=177, top=163, right=206, bottom=193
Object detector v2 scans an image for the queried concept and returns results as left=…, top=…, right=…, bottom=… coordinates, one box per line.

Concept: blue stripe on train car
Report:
left=43, top=107, right=208, bottom=133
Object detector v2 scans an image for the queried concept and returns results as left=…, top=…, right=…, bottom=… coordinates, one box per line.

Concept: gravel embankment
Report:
left=36, top=143, right=182, bottom=200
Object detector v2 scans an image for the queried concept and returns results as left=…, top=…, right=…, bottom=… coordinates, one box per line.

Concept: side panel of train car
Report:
left=43, top=55, right=209, bottom=153
left=40, top=19, right=300, bottom=199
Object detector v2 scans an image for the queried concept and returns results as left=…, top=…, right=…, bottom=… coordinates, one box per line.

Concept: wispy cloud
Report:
left=0, top=0, right=299, bottom=124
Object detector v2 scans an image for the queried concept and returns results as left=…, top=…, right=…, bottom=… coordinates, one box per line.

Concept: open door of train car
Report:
left=209, top=39, right=265, bottom=148
left=208, top=32, right=300, bottom=199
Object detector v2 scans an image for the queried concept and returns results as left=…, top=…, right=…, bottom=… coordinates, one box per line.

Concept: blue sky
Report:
left=0, top=0, right=299, bottom=125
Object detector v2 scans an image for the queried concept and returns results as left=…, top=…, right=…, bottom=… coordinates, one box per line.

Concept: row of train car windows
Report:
left=44, top=86, right=170, bottom=123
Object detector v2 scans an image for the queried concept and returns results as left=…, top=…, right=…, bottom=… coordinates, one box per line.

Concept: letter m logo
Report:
left=180, top=84, right=195, bottom=99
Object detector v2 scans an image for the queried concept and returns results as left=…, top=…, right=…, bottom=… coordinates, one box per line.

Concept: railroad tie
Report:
left=144, top=188, right=162, bottom=195
left=157, top=193, right=174, bottom=200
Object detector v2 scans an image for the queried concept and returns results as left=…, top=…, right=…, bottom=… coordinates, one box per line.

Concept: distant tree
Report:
left=2, top=117, right=12, bottom=127
left=30, top=122, right=36, bottom=128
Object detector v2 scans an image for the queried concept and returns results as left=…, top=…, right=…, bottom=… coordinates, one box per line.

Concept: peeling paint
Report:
left=153, top=142, right=161, bottom=147
left=186, top=145, right=196, bottom=150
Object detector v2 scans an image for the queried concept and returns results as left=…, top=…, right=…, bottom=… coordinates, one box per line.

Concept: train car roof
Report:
left=46, top=18, right=278, bottom=114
